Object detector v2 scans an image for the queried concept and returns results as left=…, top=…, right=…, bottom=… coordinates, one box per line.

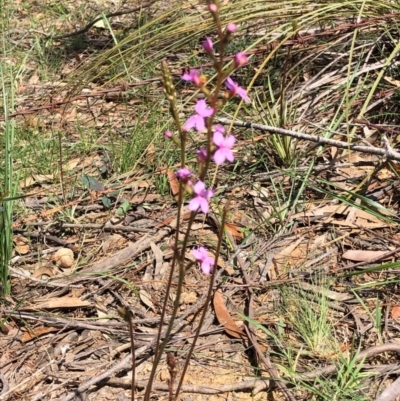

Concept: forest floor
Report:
left=1, top=1, right=400, bottom=400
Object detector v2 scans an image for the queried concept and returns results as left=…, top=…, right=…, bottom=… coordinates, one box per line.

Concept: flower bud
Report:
left=202, top=37, right=214, bottom=54
left=234, top=52, right=248, bottom=67
left=208, top=3, right=218, bottom=13
left=226, top=23, right=237, bottom=33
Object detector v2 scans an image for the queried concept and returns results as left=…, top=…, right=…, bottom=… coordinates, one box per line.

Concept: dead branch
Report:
left=216, top=117, right=400, bottom=162
left=375, top=376, right=400, bottom=401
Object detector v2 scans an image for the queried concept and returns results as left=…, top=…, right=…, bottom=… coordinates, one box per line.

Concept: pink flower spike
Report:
left=176, top=168, right=192, bottom=182
left=213, top=131, right=236, bottom=165
left=235, top=52, right=248, bottom=67
left=164, top=130, right=172, bottom=138
left=188, top=181, right=213, bottom=214
left=196, top=148, right=208, bottom=163
left=225, top=77, right=250, bottom=103
left=192, top=246, right=214, bottom=275
left=226, top=23, right=237, bottom=33
left=182, top=69, right=202, bottom=86
left=202, top=37, right=214, bottom=54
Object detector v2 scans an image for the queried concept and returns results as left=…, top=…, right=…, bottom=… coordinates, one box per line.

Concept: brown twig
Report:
left=375, top=375, right=400, bottom=401
left=216, top=117, right=400, bottom=162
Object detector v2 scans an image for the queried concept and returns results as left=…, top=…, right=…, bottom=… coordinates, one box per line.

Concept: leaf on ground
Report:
left=130, top=193, right=160, bottom=203
left=32, top=266, right=54, bottom=279
left=21, top=326, right=59, bottom=343
left=273, top=238, right=303, bottom=275
left=156, top=211, right=191, bottom=228
left=384, top=76, right=400, bottom=87
left=139, top=289, right=156, bottom=313
left=102, top=233, right=126, bottom=253
left=151, top=241, right=164, bottom=290
left=342, top=250, right=392, bottom=262
left=167, top=168, right=180, bottom=199
left=391, top=306, right=400, bottom=319
left=19, top=174, right=54, bottom=189
left=81, top=175, right=105, bottom=192
left=213, top=289, right=246, bottom=340
left=52, top=248, right=74, bottom=269
left=225, top=222, right=244, bottom=239
left=24, top=296, right=91, bottom=310
left=14, top=235, right=30, bottom=255
left=299, top=281, right=353, bottom=302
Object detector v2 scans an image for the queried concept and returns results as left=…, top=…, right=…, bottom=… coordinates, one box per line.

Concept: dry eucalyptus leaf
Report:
left=151, top=241, right=164, bottom=290
left=139, top=289, right=156, bottom=313
left=25, top=296, right=91, bottom=310
left=167, top=168, right=179, bottom=199
left=102, top=233, right=125, bottom=253
left=213, top=289, right=246, bottom=340
left=21, top=326, right=59, bottom=343
left=391, top=306, right=400, bottom=319
left=342, top=250, right=391, bottom=262
left=14, top=236, right=30, bottom=255
left=32, top=266, right=54, bottom=279
left=53, top=248, right=74, bottom=269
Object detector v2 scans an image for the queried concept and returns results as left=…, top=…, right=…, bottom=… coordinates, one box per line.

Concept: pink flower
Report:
left=213, top=130, right=235, bottom=165
left=226, top=23, right=237, bottom=33
left=188, top=181, right=213, bottom=213
left=164, top=130, right=172, bottom=138
left=192, top=246, right=214, bottom=275
left=235, top=52, right=248, bottom=67
left=202, top=37, right=214, bottom=54
left=225, top=77, right=250, bottom=103
left=196, top=148, right=208, bottom=163
left=182, top=69, right=202, bottom=86
left=176, top=168, right=192, bottom=182
left=183, top=100, right=214, bottom=132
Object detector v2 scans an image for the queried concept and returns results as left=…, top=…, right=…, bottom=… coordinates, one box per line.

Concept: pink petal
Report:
left=238, top=88, right=250, bottom=103
left=225, top=149, right=234, bottom=162
left=201, top=262, right=212, bottom=275
left=215, top=125, right=225, bottom=134
left=202, top=37, right=214, bottom=53
left=195, top=100, right=207, bottom=113
left=183, top=115, right=197, bottom=131
left=193, top=181, right=206, bottom=194
left=225, top=77, right=236, bottom=91
left=214, top=149, right=226, bottom=165
left=192, top=248, right=205, bottom=260
left=194, top=115, right=206, bottom=132
left=213, top=131, right=225, bottom=146
left=188, top=197, right=201, bottom=211
left=225, top=135, right=236, bottom=147
left=201, top=107, right=214, bottom=118
left=199, top=198, right=209, bottom=213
